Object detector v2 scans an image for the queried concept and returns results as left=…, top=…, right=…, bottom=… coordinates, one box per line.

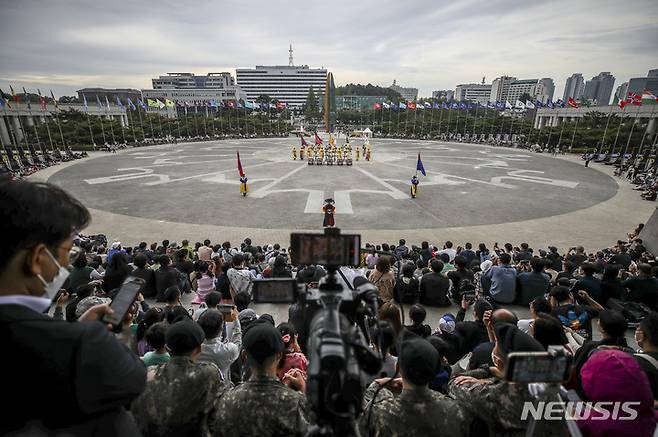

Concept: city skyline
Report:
left=1, top=0, right=656, bottom=100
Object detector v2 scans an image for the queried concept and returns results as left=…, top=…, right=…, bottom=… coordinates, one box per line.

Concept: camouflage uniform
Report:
left=448, top=368, right=569, bottom=437
left=131, top=356, right=225, bottom=437
left=361, top=382, right=468, bottom=437
left=214, top=375, right=310, bottom=437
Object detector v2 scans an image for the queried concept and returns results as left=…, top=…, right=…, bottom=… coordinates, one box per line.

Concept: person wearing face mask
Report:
left=0, top=180, right=146, bottom=437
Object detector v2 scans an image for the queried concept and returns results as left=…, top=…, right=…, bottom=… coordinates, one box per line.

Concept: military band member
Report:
left=299, top=145, right=305, bottom=161
left=411, top=174, right=419, bottom=198
left=240, top=174, right=248, bottom=197
left=355, top=147, right=360, bottom=161
left=291, top=146, right=297, bottom=161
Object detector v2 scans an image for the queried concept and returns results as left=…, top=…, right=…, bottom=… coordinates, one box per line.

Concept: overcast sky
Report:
left=1, top=0, right=657, bottom=99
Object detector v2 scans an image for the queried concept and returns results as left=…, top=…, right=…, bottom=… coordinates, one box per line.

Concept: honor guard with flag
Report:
left=411, top=153, right=426, bottom=198
left=237, top=151, right=248, bottom=197
left=322, top=198, right=336, bottom=228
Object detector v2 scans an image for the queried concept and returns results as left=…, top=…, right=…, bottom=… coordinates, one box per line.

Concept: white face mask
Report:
left=37, top=249, right=70, bottom=299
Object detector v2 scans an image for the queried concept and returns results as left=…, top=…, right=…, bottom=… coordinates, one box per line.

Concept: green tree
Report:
left=304, top=87, right=320, bottom=120
left=518, top=93, right=533, bottom=103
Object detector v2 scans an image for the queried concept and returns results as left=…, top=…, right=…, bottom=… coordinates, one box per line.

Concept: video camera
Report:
left=252, top=228, right=382, bottom=437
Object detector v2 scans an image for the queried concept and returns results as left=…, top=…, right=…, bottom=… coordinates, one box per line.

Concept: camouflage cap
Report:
left=75, top=296, right=111, bottom=318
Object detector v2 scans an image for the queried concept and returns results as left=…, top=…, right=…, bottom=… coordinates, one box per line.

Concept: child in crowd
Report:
left=135, top=307, right=165, bottom=356
left=405, top=304, right=431, bottom=338
left=191, top=261, right=215, bottom=304
left=276, top=322, right=308, bottom=381
left=142, top=322, right=171, bottom=367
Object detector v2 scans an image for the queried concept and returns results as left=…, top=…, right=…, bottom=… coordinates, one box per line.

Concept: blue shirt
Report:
left=483, top=264, right=517, bottom=303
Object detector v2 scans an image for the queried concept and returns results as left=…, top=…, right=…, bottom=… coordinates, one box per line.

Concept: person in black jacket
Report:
left=0, top=179, right=146, bottom=436
left=420, top=260, right=450, bottom=307
left=155, top=254, right=180, bottom=302
left=132, top=253, right=156, bottom=298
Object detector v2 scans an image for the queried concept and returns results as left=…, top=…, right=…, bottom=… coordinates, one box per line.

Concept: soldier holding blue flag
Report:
left=412, top=153, right=426, bottom=198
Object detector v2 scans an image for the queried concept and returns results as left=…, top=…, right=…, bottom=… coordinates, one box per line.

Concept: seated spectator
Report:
left=135, top=307, right=166, bottom=356
left=572, top=262, right=603, bottom=303
left=420, top=259, right=450, bottom=307
left=102, top=252, right=132, bottom=294
left=438, top=253, right=454, bottom=274
left=142, top=322, right=171, bottom=367
left=276, top=322, right=308, bottom=381
left=368, top=321, right=398, bottom=381
left=517, top=296, right=552, bottom=333
left=214, top=321, right=310, bottom=436
left=516, top=257, right=550, bottom=305
left=393, top=262, right=419, bottom=304
left=573, top=309, right=631, bottom=396
left=449, top=324, right=563, bottom=436
left=609, top=245, right=633, bottom=270
left=600, top=264, right=625, bottom=306
left=198, top=239, right=213, bottom=261
left=0, top=179, right=146, bottom=436
left=197, top=308, right=242, bottom=384
left=634, top=312, right=658, bottom=405
left=579, top=350, right=657, bottom=436
left=466, top=307, right=516, bottom=370
left=132, top=253, right=156, bottom=298
left=191, top=260, right=215, bottom=304
left=368, top=256, right=396, bottom=304
left=623, top=263, right=658, bottom=310
left=227, top=253, right=255, bottom=298
left=550, top=286, right=602, bottom=341
left=475, top=259, right=492, bottom=296
left=193, top=290, right=222, bottom=321
left=405, top=304, right=431, bottom=338
left=67, top=249, right=99, bottom=292
left=162, top=286, right=182, bottom=321
left=476, top=243, right=491, bottom=263
left=447, top=255, right=475, bottom=303
left=460, top=242, right=477, bottom=266
left=437, top=240, right=457, bottom=263
left=566, top=245, right=587, bottom=268
left=363, top=334, right=467, bottom=436
left=270, top=255, right=292, bottom=278
left=530, top=313, right=571, bottom=352
left=482, top=253, right=517, bottom=304
left=132, top=320, right=224, bottom=436
left=154, top=255, right=181, bottom=302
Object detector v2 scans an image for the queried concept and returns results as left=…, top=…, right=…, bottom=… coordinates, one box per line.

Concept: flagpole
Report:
left=41, top=102, right=55, bottom=153
left=396, top=104, right=401, bottom=137
left=598, top=104, right=614, bottom=155
left=610, top=104, right=628, bottom=156
left=446, top=107, right=452, bottom=138
left=386, top=103, right=392, bottom=136
left=472, top=105, right=479, bottom=138
left=175, top=105, right=182, bottom=140
left=119, top=106, right=127, bottom=145
left=24, top=93, right=44, bottom=156
left=545, top=112, right=554, bottom=148
left=412, top=106, right=418, bottom=137
left=106, top=103, right=116, bottom=144
left=569, top=116, right=580, bottom=151
left=86, top=105, right=96, bottom=149
left=633, top=103, right=656, bottom=167
left=620, top=108, right=641, bottom=163
left=51, top=99, right=67, bottom=153
left=127, top=107, right=137, bottom=145
left=428, top=105, right=435, bottom=138
left=146, top=106, right=154, bottom=141
left=98, top=105, right=107, bottom=145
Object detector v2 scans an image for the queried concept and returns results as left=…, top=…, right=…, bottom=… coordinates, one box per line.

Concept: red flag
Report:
left=228, top=100, right=235, bottom=109
left=314, top=132, right=323, bottom=145
left=408, top=101, right=417, bottom=109
left=567, top=97, right=578, bottom=108
left=237, top=151, right=245, bottom=177
left=9, top=85, right=20, bottom=103
left=628, top=92, right=642, bottom=106
left=373, top=103, right=382, bottom=110
left=300, top=135, right=308, bottom=147
left=276, top=101, right=286, bottom=109
left=37, top=89, right=47, bottom=110
left=618, top=98, right=627, bottom=109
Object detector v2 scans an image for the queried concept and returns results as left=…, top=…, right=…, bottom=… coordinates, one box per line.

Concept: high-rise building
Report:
left=431, top=90, right=454, bottom=101
left=389, top=80, right=418, bottom=101
left=583, top=72, right=615, bottom=105
left=614, top=82, right=629, bottom=103
left=626, top=68, right=658, bottom=98
left=454, top=84, right=492, bottom=104
left=563, top=73, right=585, bottom=102
left=490, top=76, right=516, bottom=102
left=152, top=72, right=235, bottom=89
left=236, top=48, right=328, bottom=108
left=489, top=76, right=554, bottom=103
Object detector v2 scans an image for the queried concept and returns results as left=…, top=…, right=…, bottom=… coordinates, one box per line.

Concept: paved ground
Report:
left=33, top=135, right=655, bottom=251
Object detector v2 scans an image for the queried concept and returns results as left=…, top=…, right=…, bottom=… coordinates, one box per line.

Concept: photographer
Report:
left=449, top=324, right=562, bottom=437
left=0, top=179, right=146, bottom=436
left=362, top=334, right=468, bottom=436
left=197, top=308, right=242, bottom=385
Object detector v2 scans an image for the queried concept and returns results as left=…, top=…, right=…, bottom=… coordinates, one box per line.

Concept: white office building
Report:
left=152, top=72, right=236, bottom=89
left=236, top=65, right=327, bottom=108
left=490, top=76, right=555, bottom=103
left=454, top=83, right=492, bottom=104
left=389, top=80, right=418, bottom=102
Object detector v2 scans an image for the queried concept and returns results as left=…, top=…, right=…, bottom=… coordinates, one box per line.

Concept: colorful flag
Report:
left=459, top=102, right=467, bottom=110
left=641, top=90, right=657, bottom=102
left=115, top=96, right=125, bottom=109
left=383, top=102, right=391, bottom=109
left=137, top=98, right=147, bottom=109
left=22, top=87, right=32, bottom=110
left=399, top=102, right=407, bottom=110
left=424, top=102, right=432, bottom=109
left=433, top=102, right=441, bottom=109
left=127, top=97, right=137, bottom=111
left=567, top=97, right=578, bottom=108
left=408, top=102, right=417, bottom=109
left=525, top=101, right=535, bottom=109
left=390, top=102, right=398, bottom=110
left=314, top=132, right=323, bottom=145
left=165, top=99, right=174, bottom=108
left=237, top=151, right=245, bottom=177
left=505, top=101, right=513, bottom=109
left=416, top=153, right=426, bottom=176
left=628, top=93, right=642, bottom=106
left=50, top=90, right=59, bottom=108
left=300, top=135, right=308, bottom=147
left=546, top=100, right=554, bottom=108
left=534, top=100, right=543, bottom=108
left=9, top=85, right=20, bottom=104
left=373, top=103, right=382, bottom=110
left=0, top=90, right=11, bottom=109
left=228, top=100, right=236, bottom=109
left=514, top=100, right=525, bottom=109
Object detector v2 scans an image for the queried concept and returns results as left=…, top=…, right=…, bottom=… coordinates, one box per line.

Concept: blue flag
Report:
left=115, top=96, right=125, bottom=109
left=399, top=102, right=407, bottom=109
left=127, top=97, right=137, bottom=111
left=442, top=102, right=449, bottom=109
left=433, top=102, right=440, bottom=109
left=416, top=153, right=426, bottom=176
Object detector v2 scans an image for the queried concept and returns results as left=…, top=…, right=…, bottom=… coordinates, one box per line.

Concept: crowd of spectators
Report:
left=3, top=178, right=658, bottom=436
